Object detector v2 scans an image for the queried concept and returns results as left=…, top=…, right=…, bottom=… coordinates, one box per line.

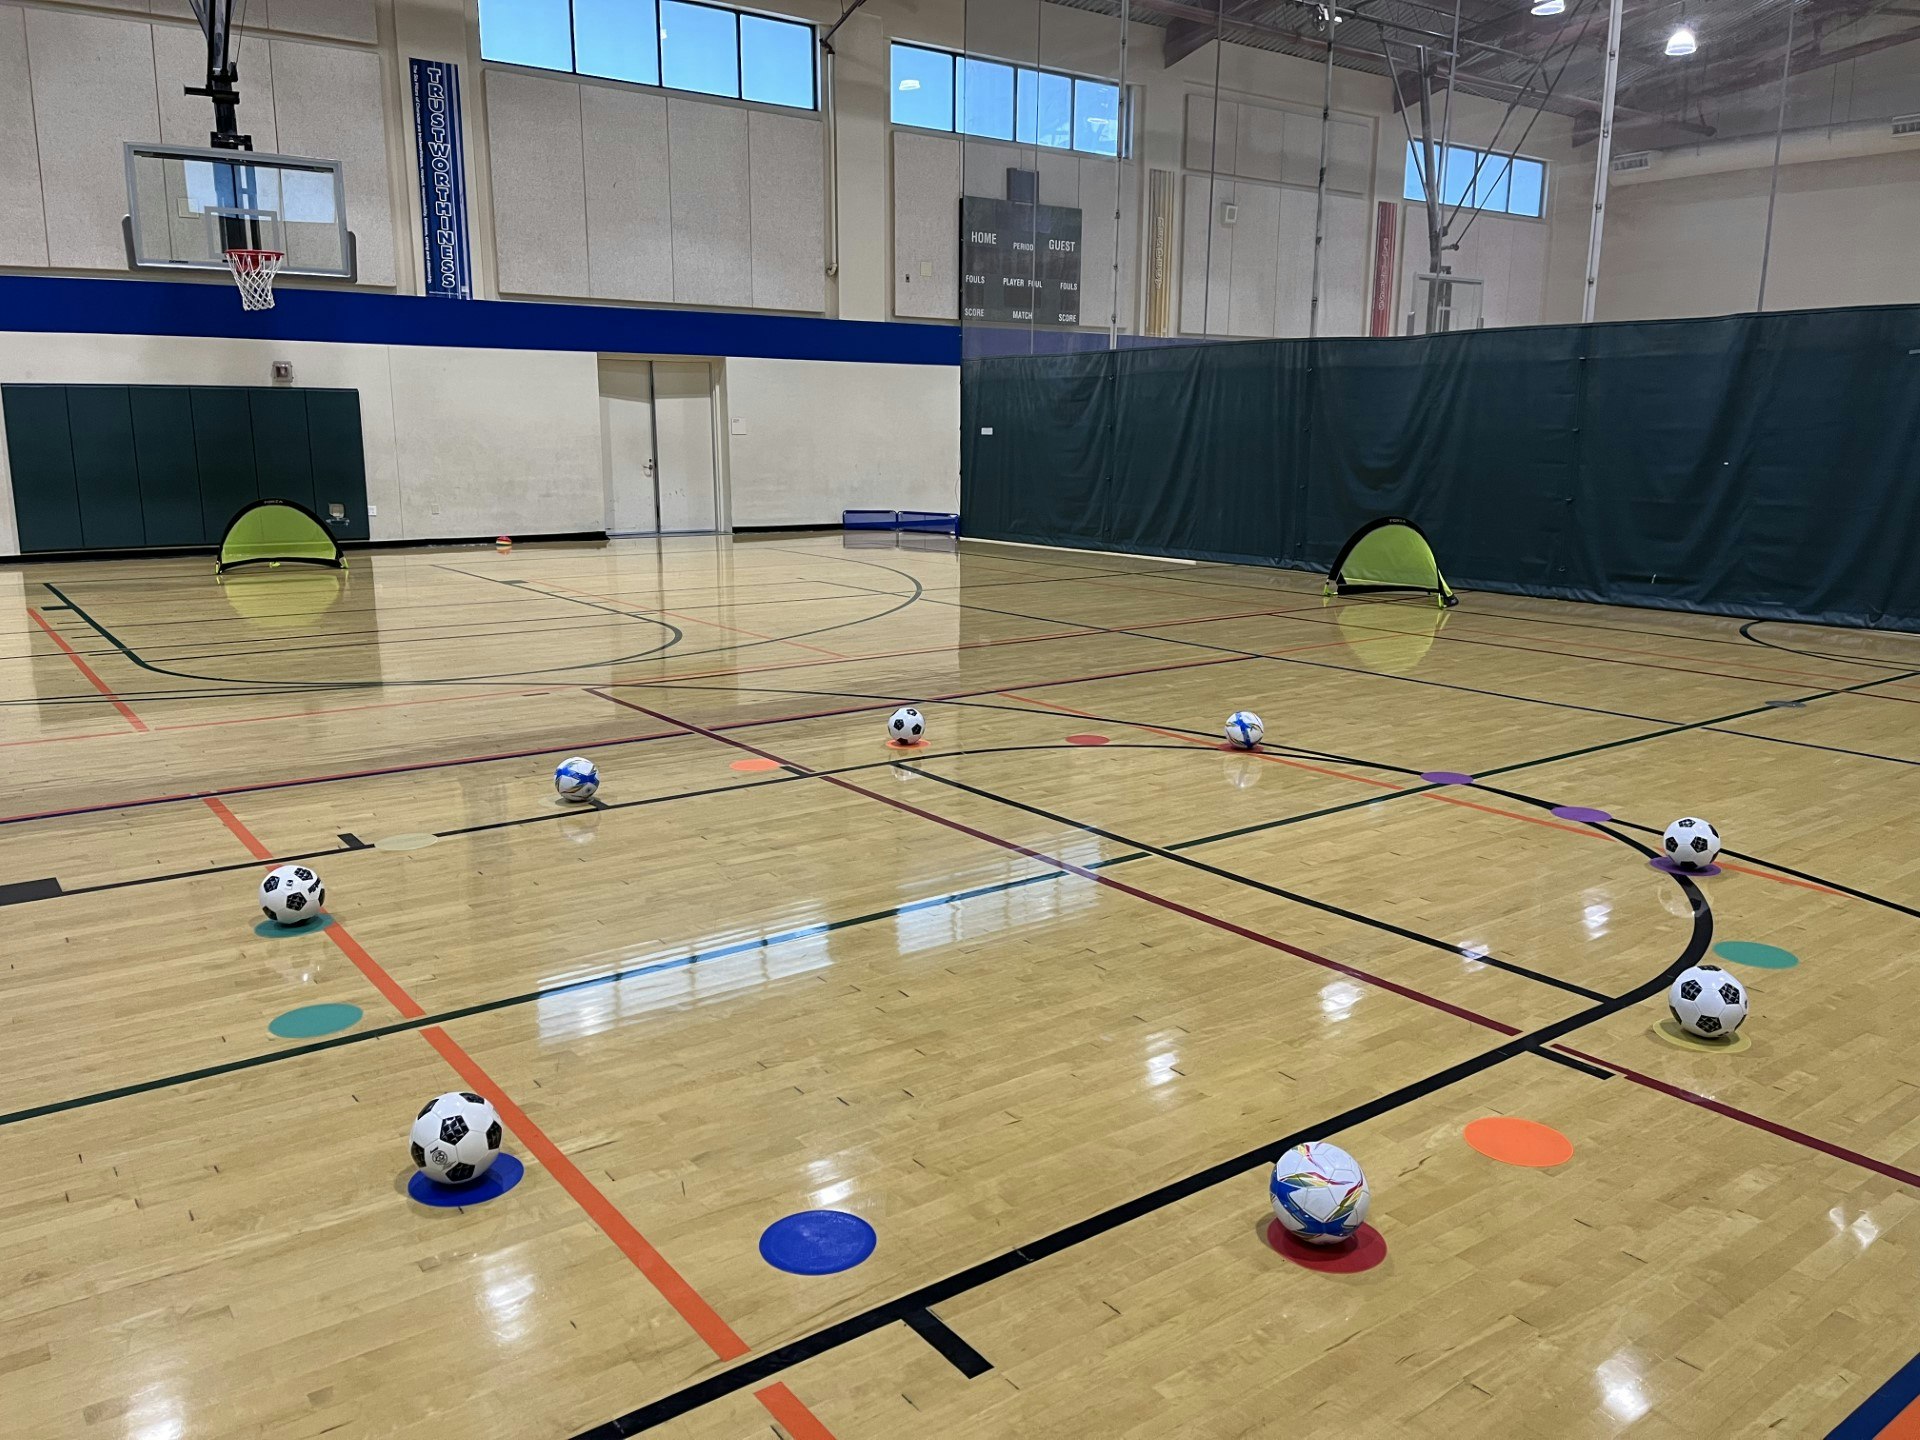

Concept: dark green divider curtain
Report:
left=961, top=304, right=1920, bottom=631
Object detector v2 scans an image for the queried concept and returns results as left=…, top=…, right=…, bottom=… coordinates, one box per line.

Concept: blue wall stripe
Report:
left=0, top=275, right=962, bottom=366
left=1828, top=1352, right=1920, bottom=1438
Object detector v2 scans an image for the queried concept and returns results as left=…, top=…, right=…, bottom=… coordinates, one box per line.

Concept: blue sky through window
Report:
left=481, top=0, right=574, bottom=71
left=574, top=0, right=657, bottom=84
left=660, top=0, right=738, bottom=97
left=740, top=14, right=812, bottom=107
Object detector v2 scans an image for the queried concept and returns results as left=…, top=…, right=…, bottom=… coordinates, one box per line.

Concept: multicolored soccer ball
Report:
left=1225, top=710, right=1264, bottom=749
left=1662, top=816, right=1721, bottom=870
left=555, top=756, right=600, bottom=802
left=1668, top=963, right=1749, bottom=1038
left=259, top=864, right=325, bottom=925
left=410, top=1092, right=504, bottom=1185
left=1270, top=1141, right=1370, bottom=1245
left=888, top=707, right=925, bottom=743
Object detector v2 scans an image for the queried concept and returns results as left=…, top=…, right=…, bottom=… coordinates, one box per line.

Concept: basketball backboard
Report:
left=123, top=142, right=356, bottom=279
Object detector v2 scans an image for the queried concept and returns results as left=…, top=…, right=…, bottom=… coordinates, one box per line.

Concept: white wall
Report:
left=0, top=331, right=603, bottom=551
left=724, top=358, right=959, bottom=526
left=0, top=0, right=395, bottom=284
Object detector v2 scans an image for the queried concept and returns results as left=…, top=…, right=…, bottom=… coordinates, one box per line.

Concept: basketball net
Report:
left=225, top=248, right=284, bottom=311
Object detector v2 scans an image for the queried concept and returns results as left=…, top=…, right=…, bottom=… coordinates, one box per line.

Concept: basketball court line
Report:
left=612, top=695, right=1524, bottom=1036
left=191, top=796, right=833, bottom=1435
left=25, top=606, right=148, bottom=731
left=0, top=651, right=1259, bottom=827
left=1704, top=725, right=1920, bottom=769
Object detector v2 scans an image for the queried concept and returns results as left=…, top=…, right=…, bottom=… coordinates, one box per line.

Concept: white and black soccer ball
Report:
left=888, top=707, right=925, bottom=743
left=1270, top=1141, right=1370, bottom=1245
left=410, top=1091, right=504, bottom=1185
left=555, top=756, right=600, bottom=802
left=1225, top=710, right=1264, bottom=749
left=1668, top=963, right=1749, bottom=1039
left=1662, top=816, right=1721, bottom=870
left=259, top=864, right=325, bottom=925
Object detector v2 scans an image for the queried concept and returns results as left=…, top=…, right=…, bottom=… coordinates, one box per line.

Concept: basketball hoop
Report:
left=225, top=248, right=284, bottom=310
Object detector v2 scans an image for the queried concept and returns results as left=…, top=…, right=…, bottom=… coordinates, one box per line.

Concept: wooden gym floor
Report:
left=2, top=532, right=1919, bottom=1439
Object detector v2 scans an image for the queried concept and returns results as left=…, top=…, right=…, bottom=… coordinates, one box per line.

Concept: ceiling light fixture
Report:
left=1530, top=0, right=1566, bottom=15
left=1665, top=23, right=1698, bottom=56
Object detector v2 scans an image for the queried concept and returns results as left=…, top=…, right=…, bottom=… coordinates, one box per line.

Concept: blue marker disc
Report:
left=758, top=1210, right=877, bottom=1275
left=407, top=1153, right=524, bottom=1208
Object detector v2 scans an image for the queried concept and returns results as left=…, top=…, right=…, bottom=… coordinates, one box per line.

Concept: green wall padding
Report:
left=960, top=304, right=1920, bottom=631
left=3, top=384, right=369, bottom=554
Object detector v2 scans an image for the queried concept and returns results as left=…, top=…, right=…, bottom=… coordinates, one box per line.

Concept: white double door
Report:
left=599, top=358, right=722, bottom=535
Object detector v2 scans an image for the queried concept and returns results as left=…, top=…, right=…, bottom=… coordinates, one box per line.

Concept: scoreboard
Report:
left=960, top=196, right=1083, bottom=326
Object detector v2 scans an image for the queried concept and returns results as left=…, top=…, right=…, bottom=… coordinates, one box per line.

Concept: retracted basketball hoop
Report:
left=225, top=247, right=283, bottom=310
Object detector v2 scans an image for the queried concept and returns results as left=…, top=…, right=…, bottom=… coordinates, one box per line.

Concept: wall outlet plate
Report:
left=271, top=360, right=293, bottom=380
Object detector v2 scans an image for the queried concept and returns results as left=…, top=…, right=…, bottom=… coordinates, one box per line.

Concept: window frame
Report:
left=889, top=40, right=1126, bottom=160
left=480, top=0, right=818, bottom=113
left=1402, top=141, right=1549, bottom=220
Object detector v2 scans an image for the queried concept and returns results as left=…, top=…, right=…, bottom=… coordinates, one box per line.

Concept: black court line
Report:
left=1529, top=1046, right=1614, bottom=1081
left=0, top=867, right=1095, bottom=1130
left=40, top=580, right=692, bottom=693
left=902, top=1308, right=994, bottom=1378
left=1704, top=726, right=1920, bottom=768
left=891, top=587, right=1686, bottom=727
left=1741, top=619, right=1920, bottom=674
left=571, top=834, right=1709, bottom=1437
left=892, top=758, right=1609, bottom=1002
left=0, top=877, right=62, bottom=906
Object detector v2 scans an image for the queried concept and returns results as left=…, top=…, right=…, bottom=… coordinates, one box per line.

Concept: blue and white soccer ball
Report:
left=409, top=1092, right=504, bottom=1185
left=1270, top=1141, right=1371, bottom=1245
left=259, top=863, right=325, bottom=925
left=554, top=756, right=600, bottom=802
left=1225, top=710, right=1264, bottom=749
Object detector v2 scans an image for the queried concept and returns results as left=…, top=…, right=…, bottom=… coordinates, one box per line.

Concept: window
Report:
left=660, top=1, right=737, bottom=97
left=1403, top=143, right=1546, bottom=219
left=481, top=0, right=575, bottom=72
left=575, top=0, right=658, bottom=84
left=891, top=44, right=955, bottom=131
left=1016, top=68, right=1071, bottom=149
left=480, top=0, right=815, bottom=110
left=890, top=42, right=1122, bottom=158
left=1072, top=77, right=1119, bottom=157
left=741, top=14, right=814, bottom=107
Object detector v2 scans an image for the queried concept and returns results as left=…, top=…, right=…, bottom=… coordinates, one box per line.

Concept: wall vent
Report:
left=1610, top=151, right=1653, bottom=173
left=1893, top=115, right=1920, bottom=137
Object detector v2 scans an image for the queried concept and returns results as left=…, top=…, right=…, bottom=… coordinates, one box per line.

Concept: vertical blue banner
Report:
left=410, top=58, right=473, bottom=300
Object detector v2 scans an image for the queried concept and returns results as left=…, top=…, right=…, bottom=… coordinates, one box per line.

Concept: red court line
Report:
left=1556, top=1045, right=1920, bottom=1189
left=754, top=1381, right=840, bottom=1439
left=995, top=691, right=1841, bottom=886
left=196, top=797, right=831, bottom=1434
left=999, top=688, right=1406, bottom=792
left=201, top=796, right=275, bottom=861
left=0, top=727, right=130, bottom=750
left=418, top=1025, right=751, bottom=1360
left=0, top=727, right=686, bottom=826
left=612, top=697, right=1521, bottom=1040
left=153, top=687, right=559, bottom=734
left=27, top=608, right=148, bottom=732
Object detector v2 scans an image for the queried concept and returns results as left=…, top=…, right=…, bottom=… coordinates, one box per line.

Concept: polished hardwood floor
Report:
left=2, top=533, right=1918, bottom=1439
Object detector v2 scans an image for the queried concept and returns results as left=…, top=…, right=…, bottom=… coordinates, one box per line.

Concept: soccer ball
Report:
left=1270, top=1141, right=1370, bottom=1245
left=1668, top=963, right=1749, bottom=1038
left=410, top=1091, right=504, bottom=1185
left=888, top=707, right=925, bottom=743
left=554, top=756, right=600, bottom=802
left=1662, top=816, right=1721, bottom=870
left=259, top=864, right=325, bottom=925
left=1225, top=710, right=1264, bottom=749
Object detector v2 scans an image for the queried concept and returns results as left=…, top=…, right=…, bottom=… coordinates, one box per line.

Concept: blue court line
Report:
left=1828, top=1353, right=1920, bottom=1438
